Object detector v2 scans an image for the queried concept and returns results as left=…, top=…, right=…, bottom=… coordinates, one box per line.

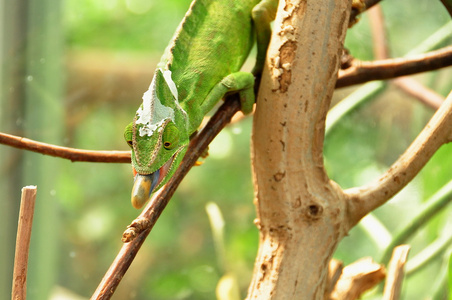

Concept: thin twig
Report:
left=90, top=95, right=241, bottom=300
left=382, top=245, right=410, bottom=300
left=12, top=186, right=37, bottom=300
left=0, top=132, right=130, bottom=163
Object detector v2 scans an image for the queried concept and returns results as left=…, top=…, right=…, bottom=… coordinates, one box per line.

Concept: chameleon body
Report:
left=125, top=0, right=276, bottom=209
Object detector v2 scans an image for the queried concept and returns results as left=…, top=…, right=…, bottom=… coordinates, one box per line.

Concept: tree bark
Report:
left=248, top=0, right=351, bottom=298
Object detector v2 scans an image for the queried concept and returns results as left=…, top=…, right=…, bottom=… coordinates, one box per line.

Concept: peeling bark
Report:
left=248, top=0, right=352, bottom=298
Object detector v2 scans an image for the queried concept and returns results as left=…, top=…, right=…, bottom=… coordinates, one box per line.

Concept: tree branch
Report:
left=0, top=132, right=130, bottom=163
left=345, top=90, right=452, bottom=226
left=247, top=0, right=351, bottom=298
left=90, top=96, right=241, bottom=300
left=336, top=46, right=452, bottom=88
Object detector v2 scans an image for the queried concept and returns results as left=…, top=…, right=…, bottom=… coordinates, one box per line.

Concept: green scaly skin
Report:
left=124, top=0, right=277, bottom=209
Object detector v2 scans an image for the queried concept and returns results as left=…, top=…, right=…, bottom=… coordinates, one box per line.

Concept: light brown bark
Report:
left=12, top=186, right=37, bottom=300
left=329, top=257, right=385, bottom=300
left=248, top=0, right=352, bottom=298
left=248, top=0, right=452, bottom=298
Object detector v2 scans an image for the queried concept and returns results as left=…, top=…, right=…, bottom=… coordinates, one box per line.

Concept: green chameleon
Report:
left=124, top=0, right=277, bottom=209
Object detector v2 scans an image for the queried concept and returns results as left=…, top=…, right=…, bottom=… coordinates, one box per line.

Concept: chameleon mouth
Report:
left=131, top=157, right=175, bottom=209
left=156, top=157, right=174, bottom=188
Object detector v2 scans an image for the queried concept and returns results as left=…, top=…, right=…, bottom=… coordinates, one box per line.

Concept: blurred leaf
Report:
left=216, top=273, right=241, bottom=300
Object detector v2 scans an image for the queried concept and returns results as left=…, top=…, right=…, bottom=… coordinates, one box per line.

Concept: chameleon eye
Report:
left=162, top=122, right=179, bottom=150
left=124, top=122, right=134, bottom=148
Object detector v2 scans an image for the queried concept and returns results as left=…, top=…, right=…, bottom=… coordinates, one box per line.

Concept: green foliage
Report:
left=65, top=0, right=192, bottom=52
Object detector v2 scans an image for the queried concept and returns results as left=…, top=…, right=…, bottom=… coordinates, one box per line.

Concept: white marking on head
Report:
left=162, top=70, right=178, bottom=101
left=136, top=69, right=175, bottom=137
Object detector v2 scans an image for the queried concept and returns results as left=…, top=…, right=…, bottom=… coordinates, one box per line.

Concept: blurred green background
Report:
left=0, top=0, right=451, bottom=299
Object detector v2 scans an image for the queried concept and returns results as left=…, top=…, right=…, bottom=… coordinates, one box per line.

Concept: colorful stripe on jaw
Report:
left=130, top=152, right=177, bottom=209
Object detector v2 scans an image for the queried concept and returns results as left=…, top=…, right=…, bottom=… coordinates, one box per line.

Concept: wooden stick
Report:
left=329, top=257, right=385, bottom=300
left=383, top=245, right=411, bottom=300
left=11, top=186, right=37, bottom=300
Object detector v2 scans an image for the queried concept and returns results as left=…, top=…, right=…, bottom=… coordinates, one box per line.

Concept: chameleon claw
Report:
left=200, top=147, right=209, bottom=159
left=194, top=147, right=208, bottom=166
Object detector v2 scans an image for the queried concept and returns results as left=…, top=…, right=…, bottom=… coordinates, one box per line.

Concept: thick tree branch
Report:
left=0, top=132, right=130, bottom=163
left=345, top=90, right=452, bottom=226
left=91, top=96, right=241, bottom=300
left=336, top=46, right=452, bottom=88
left=248, top=0, right=351, bottom=298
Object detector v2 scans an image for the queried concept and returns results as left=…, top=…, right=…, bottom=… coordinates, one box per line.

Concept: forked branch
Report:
left=345, top=91, right=452, bottom=226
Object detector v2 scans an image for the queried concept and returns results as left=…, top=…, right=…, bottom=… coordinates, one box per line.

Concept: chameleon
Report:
left=124, top=0, right=277, bottom=209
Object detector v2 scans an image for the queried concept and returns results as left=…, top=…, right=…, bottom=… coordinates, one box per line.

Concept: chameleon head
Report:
left=124, top=68, right=189, bottom=209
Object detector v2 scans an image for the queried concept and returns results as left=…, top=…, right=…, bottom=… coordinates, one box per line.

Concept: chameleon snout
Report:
left=131, top=172, right=159, bottom=209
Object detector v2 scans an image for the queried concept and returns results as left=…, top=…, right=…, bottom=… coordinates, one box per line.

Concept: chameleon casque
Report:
left=124, top=0, right=277, bottom=209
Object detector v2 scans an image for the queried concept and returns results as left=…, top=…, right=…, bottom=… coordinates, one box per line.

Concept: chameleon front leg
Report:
left=200, top=71, right=255, bottom=115
left=252, top=0, right=278, bottom=76
left=199, top=0, right=276, bottom=117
